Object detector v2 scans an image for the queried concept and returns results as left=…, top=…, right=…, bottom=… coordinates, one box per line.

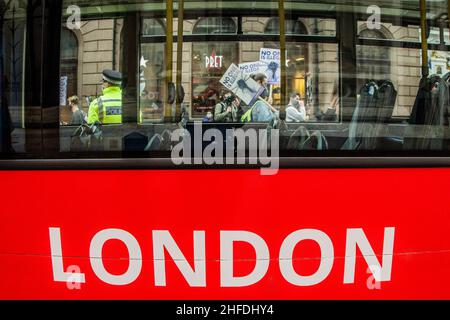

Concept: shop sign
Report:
left=205, top=49, right=223, bottom=70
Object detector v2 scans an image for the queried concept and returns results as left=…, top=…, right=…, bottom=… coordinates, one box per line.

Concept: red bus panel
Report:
left=0, top=168, right=449, bottom=299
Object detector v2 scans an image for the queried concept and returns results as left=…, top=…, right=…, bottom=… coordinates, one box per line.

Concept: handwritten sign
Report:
left=220, top=63, right=265, bottom=106
left=260, top=48, right=281, bottom=61
left=259, top=48, right=280, bottom=85
left=239, top=61, right=267, bottom=75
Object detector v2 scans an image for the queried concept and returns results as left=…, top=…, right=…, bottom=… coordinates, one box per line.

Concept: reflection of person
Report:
left=243, top=73, right=278, bottom=122
left=286, top=92, right=306, bottom=122
left=317, top=82, right=338, bottom=122
left=203, top=111, right=214, bottom=122
left=87, top=69, right=123, bottom=125
left=67, top=95, right=85, bottom=125
left=251, top=73, right=273, bottom=105
left=241, top=97, right=277, bottom=123
left=329, top=83, right=339, bottom=115
left=248, top=100, right=277, bottom=122
left=214, top=91, right=241, bottom=122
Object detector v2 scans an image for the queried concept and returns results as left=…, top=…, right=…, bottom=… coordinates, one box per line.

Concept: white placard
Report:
left=239, top=61, right=267, bottom=75
left=219, top=63, right=265, bottom=106
left=259, top=48, right=281, bottom=85
left=60, top=76, right=68, bottom=106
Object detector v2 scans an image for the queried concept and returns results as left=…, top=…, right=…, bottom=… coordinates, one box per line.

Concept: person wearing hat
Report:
left=87, top=69, right=123, bottom=125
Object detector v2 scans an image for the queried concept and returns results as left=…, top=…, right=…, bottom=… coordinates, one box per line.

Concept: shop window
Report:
left=140, top=18, right=165, bottom=123
left=139, top=43, right=165, bottom=123
left=263, top=19, right=309, bottom=108
left=191, top=18, right=238, bottom=118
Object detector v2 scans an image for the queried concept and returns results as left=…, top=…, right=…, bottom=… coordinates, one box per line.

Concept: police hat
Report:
left=101, top=69, right=122, bottom=85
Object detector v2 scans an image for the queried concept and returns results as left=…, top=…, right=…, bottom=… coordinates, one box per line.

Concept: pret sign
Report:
left=205, top=48, right=224, bottom=70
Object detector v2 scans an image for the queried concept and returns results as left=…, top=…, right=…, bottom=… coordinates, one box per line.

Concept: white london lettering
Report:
left=49, top=227, right=395, bottom=287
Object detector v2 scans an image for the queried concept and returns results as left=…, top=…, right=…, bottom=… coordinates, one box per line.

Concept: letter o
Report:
left=90, top=229, right=142, bottom=285
left=279, top=229, right=334, bottom=286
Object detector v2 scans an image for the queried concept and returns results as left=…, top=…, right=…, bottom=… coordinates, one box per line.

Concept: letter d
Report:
left=220, top=231, right=269, bottom=287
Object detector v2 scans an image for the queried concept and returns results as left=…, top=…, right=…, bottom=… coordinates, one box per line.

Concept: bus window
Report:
left=2, top=0, right=450, bottom=160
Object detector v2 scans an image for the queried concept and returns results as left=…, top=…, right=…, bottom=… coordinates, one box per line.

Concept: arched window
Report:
left=60, top=28, right=79, bottom=102
left=141, top=18, right=165, bottom=36
left=357, top=28, right=391, bottom=90
left=264, top=18, right=308, bottom=35
left=193, top=17, right=237, bottom=34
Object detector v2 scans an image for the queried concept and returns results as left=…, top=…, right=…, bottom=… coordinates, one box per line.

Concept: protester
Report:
left=240, top=73, right=278, bottom=122
left=251, top=73, right=273, bottom=105
left=67, top=95, right=86, bottom=125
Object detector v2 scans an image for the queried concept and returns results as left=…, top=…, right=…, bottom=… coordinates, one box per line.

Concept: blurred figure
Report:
left=203, top=111, right=214, bottom=122
left=316, top=82, right=338, bottom=122
left=214, top=91, right=241, bottom=122
left=251, top=73, right=273, bottom=105
left=286, top=92, right=306, bottom=122
left=241, top=73, right=278, bottom=122
left=67, top=95, right=85, bottom=125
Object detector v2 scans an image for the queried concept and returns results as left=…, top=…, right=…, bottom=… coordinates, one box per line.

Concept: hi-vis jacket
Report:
left=241, top=100, right=276, bottom=122
left=87, top=86, right=122, bottom=124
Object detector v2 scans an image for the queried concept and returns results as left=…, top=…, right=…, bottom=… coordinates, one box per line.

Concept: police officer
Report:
left=87, top=69, right=123, bottom=125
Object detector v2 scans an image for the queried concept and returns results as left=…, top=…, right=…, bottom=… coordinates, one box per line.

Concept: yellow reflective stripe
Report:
left=98, top=98, right=104, bottom=122
left=99, top=97, right=122, bottom=124
left=241, top=106, right=254, bottom=122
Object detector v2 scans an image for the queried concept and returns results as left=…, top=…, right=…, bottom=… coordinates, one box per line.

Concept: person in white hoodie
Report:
left=286, top=92, right=306, bottom=122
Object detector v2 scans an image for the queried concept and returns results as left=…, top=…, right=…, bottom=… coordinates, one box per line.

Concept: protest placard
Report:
left=219, top=63, right=265, bottom=106
left=259, top=48, right=281, bottom=85
left=239, top=61, right=267, bottom=75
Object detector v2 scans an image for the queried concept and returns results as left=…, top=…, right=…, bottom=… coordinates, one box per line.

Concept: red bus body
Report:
left=1, top=168, right=449, bottom=299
